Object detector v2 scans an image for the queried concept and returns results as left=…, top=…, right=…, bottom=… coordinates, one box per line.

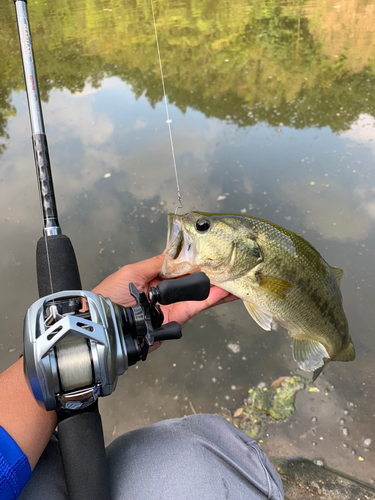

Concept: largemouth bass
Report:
left=160, top=212, right=355, bottom=380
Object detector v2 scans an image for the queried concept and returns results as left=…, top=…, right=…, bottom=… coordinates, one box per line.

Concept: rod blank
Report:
left=14, top=0, right=61, bottom=235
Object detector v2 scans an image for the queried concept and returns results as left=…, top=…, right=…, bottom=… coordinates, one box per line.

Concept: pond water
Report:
left=1, top=0, right=375, bottom=485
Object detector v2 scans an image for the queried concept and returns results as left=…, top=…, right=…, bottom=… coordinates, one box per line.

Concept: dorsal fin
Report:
left=330, top=266, right=343, bottom=286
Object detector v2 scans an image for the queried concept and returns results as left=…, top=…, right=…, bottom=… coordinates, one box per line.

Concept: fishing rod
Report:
left=14, top=0, right=109, bottom=498
left=14, top=1, right=211, bottom=499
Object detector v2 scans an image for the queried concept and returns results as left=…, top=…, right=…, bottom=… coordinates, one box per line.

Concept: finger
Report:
left=126, top=254, right=165, bottom=282
left=161, top=287, right=237, bottom=325
left=148, top=271, right=191, bottom=290
left=149, top=277, right=162, bottom=289
left=148, top=340, right=163, bottom=354
left=203, top=286, right=237, bottom=306
left=92, top=255, right=165, bottom=305
left=209, top=293, right=238, bottom=307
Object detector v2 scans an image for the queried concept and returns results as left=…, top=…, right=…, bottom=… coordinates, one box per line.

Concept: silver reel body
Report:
left=24, top=290, right=127, bottom=412
left=23, top=272, right=210, bottom=413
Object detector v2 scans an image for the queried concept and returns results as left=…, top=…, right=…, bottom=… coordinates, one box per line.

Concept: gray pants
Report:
left=20, top=414, right=284, bottom=500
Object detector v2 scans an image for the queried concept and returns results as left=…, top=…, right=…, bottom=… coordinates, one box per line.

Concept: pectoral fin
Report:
left=258, top=276, right=295, bottom=299
left=243, top=301, right=277, bottom=331
left=291, top=337, right=330, bottom=372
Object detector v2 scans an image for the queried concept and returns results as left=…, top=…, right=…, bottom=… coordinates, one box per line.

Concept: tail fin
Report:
left=312, top=337, right=355, bottom=381
left=333, top=338, right=356, bottom=362
left=312, top=358, right=330, bottom=382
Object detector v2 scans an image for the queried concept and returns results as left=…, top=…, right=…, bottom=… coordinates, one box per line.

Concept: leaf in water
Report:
left=270, top=376, right=288, bottom=387
left=233, top=408, right=243, bottom=418
left=309, top=387, right=320, bottom=392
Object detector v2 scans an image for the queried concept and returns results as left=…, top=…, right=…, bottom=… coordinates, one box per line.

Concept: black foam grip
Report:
left=154, top=321, right=182, bottom=342
left=36, top=235, right=82, bottom=297
left=157, top=272, right=210, bottom=305
left=58, top=412, right=110, bottom=500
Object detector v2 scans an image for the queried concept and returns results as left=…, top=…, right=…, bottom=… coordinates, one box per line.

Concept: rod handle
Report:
left=36, top=235, right=82, bottom=297
left=58, top=412, right=110, bottom=500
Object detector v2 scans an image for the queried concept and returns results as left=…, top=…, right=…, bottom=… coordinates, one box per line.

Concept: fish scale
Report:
left=160, top=211, right=355, bottom=379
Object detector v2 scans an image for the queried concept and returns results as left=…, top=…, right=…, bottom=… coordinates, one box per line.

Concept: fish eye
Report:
left=196, top=218, right=211, bottom=233
left=252, top=246, right=260, bottom=258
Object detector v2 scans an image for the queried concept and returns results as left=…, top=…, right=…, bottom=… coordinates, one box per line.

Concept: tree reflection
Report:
left=2, top=0, right=375, bottom=150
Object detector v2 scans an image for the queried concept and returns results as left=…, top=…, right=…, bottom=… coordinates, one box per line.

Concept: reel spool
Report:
left=56, top=338, right=93, bottom=392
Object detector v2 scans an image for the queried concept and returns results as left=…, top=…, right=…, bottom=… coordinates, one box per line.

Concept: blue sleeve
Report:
left=0, top=426, right=31, bottom=500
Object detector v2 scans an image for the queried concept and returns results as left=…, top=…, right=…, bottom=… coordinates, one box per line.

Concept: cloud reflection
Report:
left=340, top=113, right=375, bottom=152
left=43, top=80, right=228, bottom=223
left=281, top=178, right=374, bottom=240
left=46, top=88, right=114, bottom=147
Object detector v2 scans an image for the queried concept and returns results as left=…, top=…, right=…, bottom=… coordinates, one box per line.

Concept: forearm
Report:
left=0, top=358, right=57, bottom=470
left=0, top=256, right=234, bottom=474
left=0, top=258, right=161, bottom=473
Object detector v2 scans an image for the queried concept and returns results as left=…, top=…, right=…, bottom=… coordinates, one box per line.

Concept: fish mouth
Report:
left=160, top=213, right=197, bottom=277
left=164, top=214, right=184, bottom=260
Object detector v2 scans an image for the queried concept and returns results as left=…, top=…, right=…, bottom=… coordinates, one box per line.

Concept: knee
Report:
left=106, top=415, right=283, bottom=500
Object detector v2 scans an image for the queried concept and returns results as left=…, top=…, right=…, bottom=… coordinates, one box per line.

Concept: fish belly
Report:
left=210, top=273, right=346, bottom=360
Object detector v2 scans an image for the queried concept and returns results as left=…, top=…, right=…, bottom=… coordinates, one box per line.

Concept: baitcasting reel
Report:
left=24, top=272, right=210, bottom=412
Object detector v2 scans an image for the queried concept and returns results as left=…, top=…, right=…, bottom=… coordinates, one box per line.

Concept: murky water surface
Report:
left=1, top=0, right=375, bottom=485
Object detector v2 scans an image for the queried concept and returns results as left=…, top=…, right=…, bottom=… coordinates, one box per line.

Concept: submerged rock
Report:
left=273, top=459, right=375, bottom=500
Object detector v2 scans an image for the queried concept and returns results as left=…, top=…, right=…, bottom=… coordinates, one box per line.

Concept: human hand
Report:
left=92, top=255, right=237, bottom=349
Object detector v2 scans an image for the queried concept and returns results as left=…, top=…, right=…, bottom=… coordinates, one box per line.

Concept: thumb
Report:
left=125, top=254, right=165, bottom=282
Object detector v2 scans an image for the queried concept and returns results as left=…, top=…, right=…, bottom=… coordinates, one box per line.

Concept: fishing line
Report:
left=150, top=0, right=183, bottom=214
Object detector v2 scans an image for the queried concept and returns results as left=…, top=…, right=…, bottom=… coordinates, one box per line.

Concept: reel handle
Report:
left=154, top=321, right=182, bottom=342
left=153, top=272, right=210, bottom=305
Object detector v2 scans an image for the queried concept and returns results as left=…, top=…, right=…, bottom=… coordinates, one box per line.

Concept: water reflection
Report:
left=2, top=0, right=375, bottom=144
left=1, top=0, right=375, bottom=486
